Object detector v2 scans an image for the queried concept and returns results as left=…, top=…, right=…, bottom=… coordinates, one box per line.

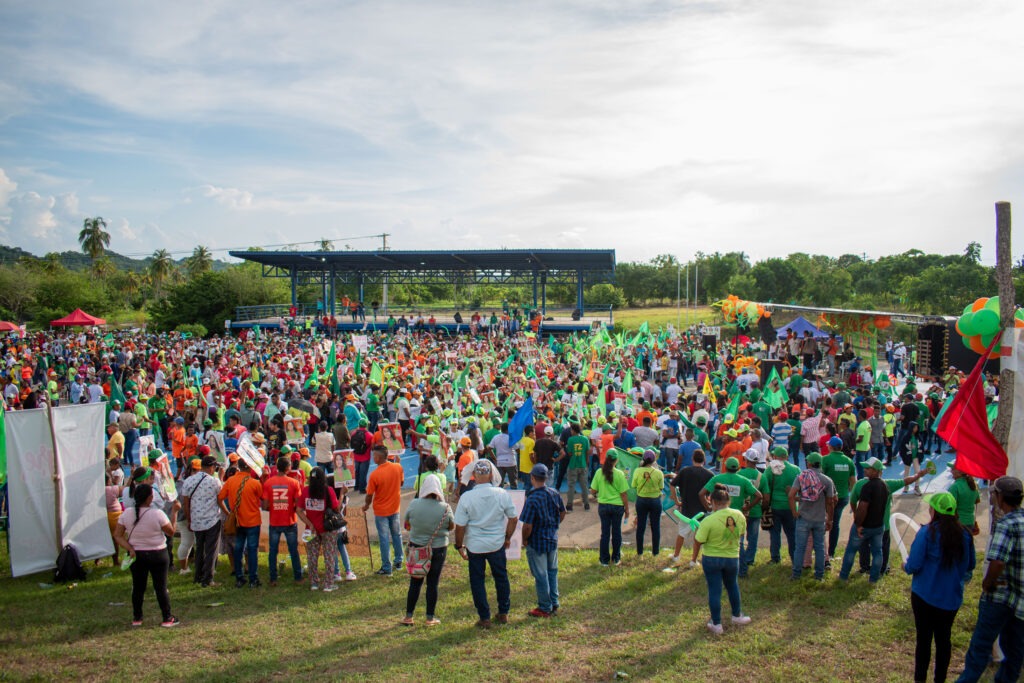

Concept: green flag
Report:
left=723, top=391, right=741, bottom=420
left=370, top=362, right=383, bottom=386
left=326, top=340, right=340, bottom=395
left=353, top=349, right=361, bottom=378
left=764, top=368, right=786, bottom=410
left=622, top=370, right=633, bottom=396
left=455, top=365, right=471, bottom=390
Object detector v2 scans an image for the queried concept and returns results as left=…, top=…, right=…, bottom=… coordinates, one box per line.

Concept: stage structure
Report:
left=229, top=248, right=616, bottom=329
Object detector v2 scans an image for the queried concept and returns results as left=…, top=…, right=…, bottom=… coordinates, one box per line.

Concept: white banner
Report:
left=1002, top=328, right=1024, bottom=482
left=7, top=409, right=58, bottom=577
left=352, top=335, right=369, bottom=353
left=53, top=403, right=115, bottom=562
left=7, top=404, right=114, bottom=577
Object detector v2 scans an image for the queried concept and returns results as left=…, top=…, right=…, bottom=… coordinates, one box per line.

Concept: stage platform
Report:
left=229, top=313, right=612, bottom=336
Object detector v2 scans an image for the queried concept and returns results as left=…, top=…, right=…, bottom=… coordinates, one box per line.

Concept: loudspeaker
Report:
left=701, top=335, right=717, bottom=351
left=760, top=359, right=784, bottom=386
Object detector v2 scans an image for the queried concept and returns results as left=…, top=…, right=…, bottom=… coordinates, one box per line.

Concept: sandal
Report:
left=400, top=616, right=414, bottom=626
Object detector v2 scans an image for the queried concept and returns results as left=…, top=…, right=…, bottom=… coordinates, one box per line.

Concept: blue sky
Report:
left=1, top=0, right=1023, bottom=264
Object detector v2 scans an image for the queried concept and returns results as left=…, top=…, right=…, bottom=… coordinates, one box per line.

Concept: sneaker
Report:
left=496, top=613, right=509, bottom=624
left=528, top=608, right=551, bottom=618
left=731, top=615, right=752, bottom=625
left=425, top=618, right=441, bottom=627
left=475, top=619, right=492, bottom=630
left=600, top=562, right=610, bottom=567
left=707, top=621, right=724, bottom=635
left=178, top=568, right=191, bottom=576
left=914, top=487, right=922, bottom=496
left=394, top=562, right=403, bottom=571
left=334, top=574, right=343, bottom=582
left=375, top=568, right=393, bottom=576
left=235, top=578, right=246, bottom=588
left=249, top=579, right=262, bottom=589
left=668, top=555, right=679, bottom=565
left=345, top=571, right=358, bottom=581
left=160, top=616, right=181, bottom=628
left=614, top=559, right=621, bottom=566
left=310, top=584, right=319, bottom=591
left=584, top=505, right=591, bottom=511
left=322, top=585, right=336, bottom=593
left=130, top=620, right=143, bottom=627
left=565, top=506, right=573, bottom=512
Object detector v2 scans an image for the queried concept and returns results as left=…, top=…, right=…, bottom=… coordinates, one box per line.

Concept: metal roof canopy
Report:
left=229, top=248, right=617, bottom=315
left=762, top=303, right=947, bottom=326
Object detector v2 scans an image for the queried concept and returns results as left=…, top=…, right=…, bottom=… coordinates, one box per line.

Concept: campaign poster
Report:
left=332, top=449, right=355, bottom=484
left=283, top=416, right=306, bottom=445
left=379, top=422, right=405, bottom=456
left=138, top=434, right=156, bottom=466
left=151, top=453, right=178, bottom=502
left=352, top=335, right=369, bottom=354
left=506, top=490, right=526, bottom=560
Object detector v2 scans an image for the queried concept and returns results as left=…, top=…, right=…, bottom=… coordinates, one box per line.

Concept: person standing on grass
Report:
left=401, top=476, right=454, bottom=627
left=690, top=483, right=751, bottom=635
left=297, top=467, right=340, bottom=593
left=631, top=450, right=664, bottom=557
left=113, top=483, right=181, bottom=628
left=180, top=455, right=223, bottom=588
left=955, top=476, right=1024, bottom=683
left=667, top=449, right=713, bottom=565
left=590, top=450, right=631, bottom=567
left=217, top=457, right=264, bottom=589
left=789, top=453, right=836, bottom=582
left=563, top=423, right=592, bottom=512
left=454, top=459, right=519, bottom=629
left=520, top=464, right=566, bottom=618
left=904, top=492, right=975, bottom=683
left=262, top=456, right=304, bottom=587
left=361, top=445, right=405, bottom=576
left=821, top=439, right=856, bottom=562
left=699, top=456, right=762, bottom=575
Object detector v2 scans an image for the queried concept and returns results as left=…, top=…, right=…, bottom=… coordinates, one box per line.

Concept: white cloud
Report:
left=200, top=184, right=254, bottom=210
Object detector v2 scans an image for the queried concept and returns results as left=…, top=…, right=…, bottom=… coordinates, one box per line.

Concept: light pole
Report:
left=676, top=262, right=681, bottom=330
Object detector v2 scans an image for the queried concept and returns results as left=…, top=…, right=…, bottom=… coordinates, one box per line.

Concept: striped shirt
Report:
left=987, top=508, right=1024, bottom=619
left=519, top=486, right=565, bottom=553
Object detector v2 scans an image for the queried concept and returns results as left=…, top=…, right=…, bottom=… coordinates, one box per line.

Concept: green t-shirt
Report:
left=821, top=452, right=855, bottom=498
left=365, top=393, right=379, bottom=412
left=703, top=472, right=759, bottom=511
left=149, top=396, right=167, bottom=418
left=590, top=468, right=628, bottom=505
left=737, top=467, right=767, bottom=519
left=948, top=476, right=981, bottom=527
left=786, top=418, right=803, bottom=446
left=566, top=435, right=590, bottom=469
left=631, top=465, right=664, bottom=499
left=855, top=421, right=871, bottom=453
left=763, top=462, right=801, bottom=509
left=850, top=478, right=904, bottom=530
left=695, top=507, right=747, bottom=558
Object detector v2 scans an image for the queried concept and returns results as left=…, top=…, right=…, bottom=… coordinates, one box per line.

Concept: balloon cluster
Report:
left=818, top=313, right=891, bottom=334
left=955, top=296, right=1024, bottom=358
left=717, top=295, right=767, bottom=326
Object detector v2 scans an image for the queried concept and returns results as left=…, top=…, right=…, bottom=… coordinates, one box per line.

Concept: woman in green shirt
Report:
left=631, top=450, right=664, bottom=556
left=590, top=451, right=630, bottom=566
left=947, top=462, right=981, bottom=534
left=691, top=483, right=752, bottom=635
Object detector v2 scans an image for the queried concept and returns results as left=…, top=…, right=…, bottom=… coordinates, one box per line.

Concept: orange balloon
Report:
left=874, top=316, right=891, bottom=329
left=971, top=297, right=989, bottom=313
left=1016, top=318, right=1024, bottom=328
left=969, top=335, right=987, bottom=355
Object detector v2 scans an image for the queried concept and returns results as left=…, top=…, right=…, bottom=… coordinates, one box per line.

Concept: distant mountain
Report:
left=0, top=245, right=230, bottom=272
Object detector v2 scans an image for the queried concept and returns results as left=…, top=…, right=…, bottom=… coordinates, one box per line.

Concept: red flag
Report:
left=935, top=335, right=1008, bottom=480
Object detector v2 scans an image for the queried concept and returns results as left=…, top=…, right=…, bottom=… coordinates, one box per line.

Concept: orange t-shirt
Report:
left=183, top=434, right=199, bottom=460
left=218, top=472, right=264, bottom=527
left=719, top=440, right=745, bottom=466
left=599, top=433, right=615, bottom=465
left=169, top=425, right=185, bottom=460
left=456, top=450, right=477, bottom=477
left=366, top=461, right=404, bottom=516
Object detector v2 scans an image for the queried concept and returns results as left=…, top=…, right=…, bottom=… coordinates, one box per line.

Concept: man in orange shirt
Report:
left=361, top=445, right=405, bottom=576
left=218, top=457, right=265, bottom=588
left=263, top=456, right=303, bottom=585
left=718, top=430, right=746, bottom=473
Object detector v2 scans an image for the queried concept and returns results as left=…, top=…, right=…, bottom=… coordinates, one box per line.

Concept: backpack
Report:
left=350, top=428, right=367, bottom=454
left=795, top=469, right=825, bottom=503
left=54, top=543, right=87, bottom=583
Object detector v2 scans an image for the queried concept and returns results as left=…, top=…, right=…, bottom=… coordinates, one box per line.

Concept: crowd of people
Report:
left=0, top=320, right=1020, bottom=682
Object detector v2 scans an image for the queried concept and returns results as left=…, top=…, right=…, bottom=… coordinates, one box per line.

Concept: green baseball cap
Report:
left=926, top=492, right=957, bottom=516
left=770, top=446, right=788, bottom=458
left=862, top=456, right=885, bottom=471
left=806, top=453, right=822, bottom=466
left=724, top=456, right=740, bottom=471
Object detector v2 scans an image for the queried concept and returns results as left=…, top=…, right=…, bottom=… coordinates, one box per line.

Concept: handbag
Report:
left=323, top=498, right=345, bottom=532
left=405, top=509, right=449, bottom=578
left=222, top=475, right=249, bottom=536
left=760, top=471, right=775, bottom=531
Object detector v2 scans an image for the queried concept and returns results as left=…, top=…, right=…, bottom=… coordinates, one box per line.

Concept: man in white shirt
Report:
left=487, top=423, right=520, bottom=489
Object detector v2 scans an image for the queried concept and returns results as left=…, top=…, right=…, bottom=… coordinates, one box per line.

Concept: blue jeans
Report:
left=354, top=459, right=370, bottom=492
left=870, top=442, right=886, bottom=464
left=854, top=451, right=869, bottom=480
left=467, top=548, right=511, bottom=621
left=893, top=426, right=914, bottom=460
left=740, top=517, right=760, bottom=577
left=597, top=503, right=624, bottom=564
left=268, top=524, right=302, bottom=582
left=122, top=428, right=139, bottom=467
left=702, top=555, right=742, bottom=625
left=769, top=507, right=796, bottom=563
left=525, top=546, right=559, bottom=613
left=792, top=517, right=826, bottom=579
left=374, top=513, right=403, bottom=572
left=839, top=525, right=883, bottom=582
left=336, top=536, right=352, bottom=573
left=828, top=498, right=848, bottom=558
left=634, top=497, right=662, bottom=555
left=233, top=525, right=260, bottom=583
left=956, top=595, right=1024, bottom=683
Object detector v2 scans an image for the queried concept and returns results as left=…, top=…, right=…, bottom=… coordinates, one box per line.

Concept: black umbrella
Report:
left=287, top=397, right=320, bottom=417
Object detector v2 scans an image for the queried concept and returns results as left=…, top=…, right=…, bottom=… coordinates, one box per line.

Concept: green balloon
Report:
left=961, top=334, right=975, bottom=352
left=985, top=296, right=1001, bottom=313
left=963, top=303, right=975, bottom=316
left=1015, top=308, right=1024, bottom=322
left=981, top=331, right=999, bottom=348
left=957, top=312, right=979, bottom=337
left=973, top=308, right=1000, bottom=336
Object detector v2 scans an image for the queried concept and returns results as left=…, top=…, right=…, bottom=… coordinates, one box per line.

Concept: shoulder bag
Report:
left=323, top=492, right=345, bottom=532
left=760, top=471, right=774, bottom=530
left=405, top=507, right=449, bottom=578
left=222, top=475, right=249, bottom=536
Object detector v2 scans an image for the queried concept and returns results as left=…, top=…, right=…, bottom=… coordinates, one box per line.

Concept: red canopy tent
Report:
left=50, top=308, right=106, bottom=327
left=0, top=321, right=19, bottom=332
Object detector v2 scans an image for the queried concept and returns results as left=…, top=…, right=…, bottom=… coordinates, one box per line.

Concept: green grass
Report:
left=0, top=532, right=987, bottom=682
left=613, top=306, right=719, bottom=332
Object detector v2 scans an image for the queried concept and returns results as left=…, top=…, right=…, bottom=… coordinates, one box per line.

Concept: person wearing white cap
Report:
left=401, top=475, right=454, bottom=626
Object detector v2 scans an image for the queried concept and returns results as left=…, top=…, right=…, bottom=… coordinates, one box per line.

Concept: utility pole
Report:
left=993, top=202, right=1014, bottom=449
left=676, top=262, right=681, bottom=330
left=381, top=232, right=390, bottom=316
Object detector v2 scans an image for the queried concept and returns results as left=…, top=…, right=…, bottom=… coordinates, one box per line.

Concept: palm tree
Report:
left=187, top=245, right=213, bottom=277
left=41, top=252, right=63, bottom=274
left=318, top=238, right=334, bottom=251
left=124, top=271, right=141, bottom=307
left=91, top=256, right=115, bottom=280
left=78, top=217, right=110, bottom=262
left=149, top=248, right=173, bottom=295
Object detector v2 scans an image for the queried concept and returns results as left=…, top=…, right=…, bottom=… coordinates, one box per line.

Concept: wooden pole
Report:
left=47, top=402, right=64, bottom=554
left=993, top=201, right=1014, bottom=449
